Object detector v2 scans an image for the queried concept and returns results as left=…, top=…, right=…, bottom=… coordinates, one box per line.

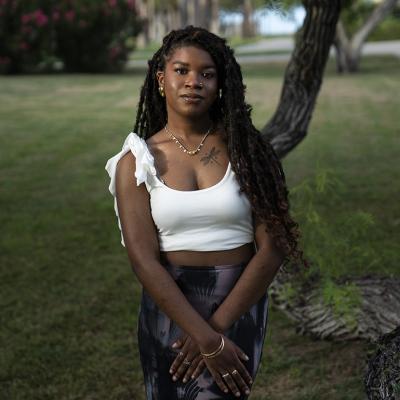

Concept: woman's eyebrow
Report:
left=172, top=61, right=216, bottom=69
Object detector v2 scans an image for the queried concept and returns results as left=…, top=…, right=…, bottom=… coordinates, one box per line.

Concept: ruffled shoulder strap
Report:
left=105, top=131, right=160, bottom=195
left=104, top=132, right=160, bottom=246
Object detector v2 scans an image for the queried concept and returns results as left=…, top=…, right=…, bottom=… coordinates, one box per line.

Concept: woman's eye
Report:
left=175, top=68, right=187, bottom=74
left=203, top=72, right=214, bottom=79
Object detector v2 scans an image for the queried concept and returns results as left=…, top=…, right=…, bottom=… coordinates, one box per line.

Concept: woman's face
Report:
left=156, top=45, right=218, bottom=119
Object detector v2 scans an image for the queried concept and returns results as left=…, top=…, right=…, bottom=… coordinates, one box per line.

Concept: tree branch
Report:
left=260, top=0, right=341, bottom=158
left=352, top=0, right=398, bottom=53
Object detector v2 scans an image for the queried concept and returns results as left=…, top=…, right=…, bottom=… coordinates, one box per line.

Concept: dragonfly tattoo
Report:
left=200, top=146, right=221, bottom=166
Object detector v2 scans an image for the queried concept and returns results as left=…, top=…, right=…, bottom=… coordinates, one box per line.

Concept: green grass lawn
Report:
left=0, top=55, right=398, bottom=399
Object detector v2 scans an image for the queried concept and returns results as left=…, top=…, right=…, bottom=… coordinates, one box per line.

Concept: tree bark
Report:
left=364, top=326, right=400, bottom=399
left=242, top=0, right=255, bottom=38
left=260, top=0, right=400, bottom=342
left=209, top=0, right=220, bottom=34
left=179, top=0, right=189, bottom=27
left=197, top=0, right=208, bottom=28
left=335, top=0, right=398, bottom=73
left=270, top=273, right=400, bottom=341
left=147, top=0, right=156, bottom=43
left=187, top=0, right=196, bottom=26
left=261, top=0, right=341, bottom=159
left=134, top=0, right=150, bottom=47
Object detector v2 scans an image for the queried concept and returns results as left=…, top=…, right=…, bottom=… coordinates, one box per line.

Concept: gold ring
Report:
left=222, top=372, right=230, bottom=378
left=178, top=351, right=184, bottom=357
left=231, top=369, right=238, bottom=375
left=183, top=359, right=191, bottom=366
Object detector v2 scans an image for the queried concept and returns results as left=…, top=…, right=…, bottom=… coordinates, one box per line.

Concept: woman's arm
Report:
left=115, top=152, right=219, bottom=352
left=206, top=214, right=285, bottom=333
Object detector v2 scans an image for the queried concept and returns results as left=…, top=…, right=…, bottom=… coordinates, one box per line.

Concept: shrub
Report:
left=290, top=167, right=379, bottom=280
left=54, top=0, right=141, bottom=73
left=288, top=167, right=379, bottom=322
left=0, top=1, right=53, bottom=73
left=0, top=0, right=142, bottom=74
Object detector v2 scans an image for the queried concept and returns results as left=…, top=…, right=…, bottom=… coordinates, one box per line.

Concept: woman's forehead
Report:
left=167, top=46, right=216, bottom=68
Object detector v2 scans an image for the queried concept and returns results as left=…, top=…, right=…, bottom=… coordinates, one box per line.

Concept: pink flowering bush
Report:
left=0, top=1, right=53, bottom=73
left=0, top=0, right=141, bottom=74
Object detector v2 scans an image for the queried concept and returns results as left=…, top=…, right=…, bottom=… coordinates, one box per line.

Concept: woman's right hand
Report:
left=199, top=334, right=253, bottom=397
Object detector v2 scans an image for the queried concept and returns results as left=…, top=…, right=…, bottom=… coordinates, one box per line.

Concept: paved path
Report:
left=128, top=39, right=400, bottom=68
left=234, top=39, right=400, bottom=64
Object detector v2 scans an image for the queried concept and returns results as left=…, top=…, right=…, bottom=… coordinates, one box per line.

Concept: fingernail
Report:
left=191, top=375, right=195, bottom=379
left=245, top=355, right=249, bottom=360
left=172, top=376, right=177, bottom=381
left=183, top=378, right=187, bottom=383
left=235, top=392, right=240, bottom=397
left=245, top=389, right=250, bottom=394
left=224, top=389, right=229, bottom=393
left=172, top=342, right=178, bottom=348
left=169, top=369, right=173, bottom=374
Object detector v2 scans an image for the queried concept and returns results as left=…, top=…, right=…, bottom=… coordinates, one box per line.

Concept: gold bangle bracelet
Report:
left=203, top=341, right=224, bottom=359
left=201, top=335, right=223, bottom=357
left=201, top=336, right=224, bottom=359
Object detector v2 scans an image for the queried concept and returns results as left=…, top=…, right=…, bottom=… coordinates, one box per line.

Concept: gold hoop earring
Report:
left=158, top=86, right=165, bottom=97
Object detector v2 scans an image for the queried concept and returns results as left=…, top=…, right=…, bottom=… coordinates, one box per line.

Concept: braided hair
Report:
left=134, top=26, right=307, bottom=269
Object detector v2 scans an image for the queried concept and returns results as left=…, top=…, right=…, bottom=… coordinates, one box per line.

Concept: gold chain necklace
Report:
left=164, top=123, right=212, bottom=156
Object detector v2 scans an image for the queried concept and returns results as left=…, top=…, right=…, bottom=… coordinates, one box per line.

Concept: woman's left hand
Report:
left=169, top=333, right=206, bottom=383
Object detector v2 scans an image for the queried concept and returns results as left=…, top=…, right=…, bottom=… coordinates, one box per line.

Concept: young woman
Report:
left=105, top=26, right=305, bottom=400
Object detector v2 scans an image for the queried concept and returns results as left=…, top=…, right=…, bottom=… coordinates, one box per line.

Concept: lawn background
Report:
left=0, top=55, right=399, bottom=399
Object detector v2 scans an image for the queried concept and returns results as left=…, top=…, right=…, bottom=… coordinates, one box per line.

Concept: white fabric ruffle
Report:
left=105, top=132, right=159, bottom=246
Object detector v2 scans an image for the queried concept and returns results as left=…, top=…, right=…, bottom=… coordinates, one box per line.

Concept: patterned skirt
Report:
left=137, top=257, right=269, bottom=400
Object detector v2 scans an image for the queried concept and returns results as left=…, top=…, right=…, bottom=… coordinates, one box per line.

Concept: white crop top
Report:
left=105, top=132, right=254, bottom=251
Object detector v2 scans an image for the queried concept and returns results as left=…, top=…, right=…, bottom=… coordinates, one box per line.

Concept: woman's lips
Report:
left=181, top=96, right=203, bottom=104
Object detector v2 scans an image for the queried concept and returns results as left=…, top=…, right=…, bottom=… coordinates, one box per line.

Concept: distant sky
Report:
left=220, top=6, right=306, bottom=35
left=256, top=6, right=306, bottom=34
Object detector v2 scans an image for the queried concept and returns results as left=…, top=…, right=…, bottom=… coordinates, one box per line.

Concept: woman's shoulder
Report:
left=105, top=131, right=159, bottom=191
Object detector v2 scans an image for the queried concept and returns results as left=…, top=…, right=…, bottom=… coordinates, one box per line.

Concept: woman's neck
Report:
left=165, top=118, right=215, bottom=141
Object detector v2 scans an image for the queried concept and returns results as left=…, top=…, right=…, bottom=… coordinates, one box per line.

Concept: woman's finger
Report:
left=169, top=334, right=192, bottom=376
left=230, top=368, right=251, bottom=396
left=208, top=367, right=229, bottom=395
left=182, top=354, right=202, bottom=383
left=221, top=371, right=241, bottom=397
left=173, top=353, right=196, bottom=382
left=235, top=345, right=250, bottom=363
left=171, top=338, right=198, bottom=381
left=169, top=350, right=186, bottom=377
left=190, top=358, right=206, bottom=380
left=236, top=359, right=253, bottom=387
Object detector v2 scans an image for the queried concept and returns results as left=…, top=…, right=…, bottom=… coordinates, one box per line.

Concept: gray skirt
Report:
left=137, top=257, right=269, bottom=399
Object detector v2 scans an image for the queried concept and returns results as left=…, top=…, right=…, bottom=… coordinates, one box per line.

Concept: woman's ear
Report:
left=156, top=71, right=164, bottom=87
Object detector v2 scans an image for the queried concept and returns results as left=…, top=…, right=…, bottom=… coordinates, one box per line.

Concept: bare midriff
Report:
left=160, top=242, right=256, bottom=268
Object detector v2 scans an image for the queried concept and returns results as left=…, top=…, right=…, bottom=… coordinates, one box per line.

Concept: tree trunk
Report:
left=186, top=0, right=196, bottom=26
left=261, top=0, right=341, bottom=159
left=242, top=0, right=255, bottom=38
left=364, top=326, right=400, bottom=399
left=261, top=0, right=400, bottom=342
left=209, top=0, right=220, bottom=34
left=334, top=0, right=398, bottom=73
left=179, top=0, right=189, bottom=27
left=270, top=273, right=400, bottom=341
left=134, top=0, right=150, bottom=48
left=147, top=0, right=156, bottom=43
left=197, top=0, right=208, bottom=28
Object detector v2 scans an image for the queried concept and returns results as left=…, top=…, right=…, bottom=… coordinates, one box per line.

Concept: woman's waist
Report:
left=159, top=242, right=255, bottom=268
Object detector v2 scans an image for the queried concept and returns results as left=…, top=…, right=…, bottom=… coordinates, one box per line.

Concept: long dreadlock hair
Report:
left=134, top=26, right=307, bottom=269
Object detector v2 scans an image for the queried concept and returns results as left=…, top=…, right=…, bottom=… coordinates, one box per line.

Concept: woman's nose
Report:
left=185, top=74, right=203, bottom=88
